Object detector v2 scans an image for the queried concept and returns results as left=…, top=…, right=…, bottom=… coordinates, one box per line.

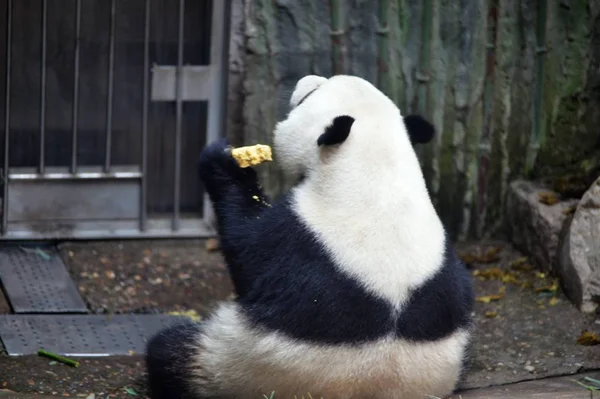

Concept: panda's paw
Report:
left=198, top=138, right=258, bottom=186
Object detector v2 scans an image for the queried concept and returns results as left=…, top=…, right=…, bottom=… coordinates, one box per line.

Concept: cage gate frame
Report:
left=1, top=0, right=229, bottom=240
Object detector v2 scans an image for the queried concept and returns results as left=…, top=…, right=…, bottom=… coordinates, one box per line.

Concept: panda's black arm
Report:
left=199, top=139, right=272, bottom=296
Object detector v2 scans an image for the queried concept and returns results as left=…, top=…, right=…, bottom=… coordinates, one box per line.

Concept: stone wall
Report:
left=225, top=0, right=600, bottom=241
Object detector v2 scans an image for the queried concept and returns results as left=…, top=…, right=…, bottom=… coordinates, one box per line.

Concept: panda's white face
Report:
left=273, top=74, right=411, bottom=182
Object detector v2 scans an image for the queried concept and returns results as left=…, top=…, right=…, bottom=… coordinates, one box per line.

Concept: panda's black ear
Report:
left=404, top=114, right=435, bottom=145
left=317, top=116, right=355, bottom=147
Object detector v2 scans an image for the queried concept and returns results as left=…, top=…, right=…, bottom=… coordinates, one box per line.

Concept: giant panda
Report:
left=145, top=74, right=474, bottom=399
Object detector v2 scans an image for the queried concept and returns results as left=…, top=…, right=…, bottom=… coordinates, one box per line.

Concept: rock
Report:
left=506, top=180, right=580, bottom=272
left=524, top=365, right=535, bottom=373
left=556, top=177, right=600, bottom=313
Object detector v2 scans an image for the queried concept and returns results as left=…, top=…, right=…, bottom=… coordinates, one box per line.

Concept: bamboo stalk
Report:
left=525, top=0, right=547, bottom=174
left=376, top=0, right=390, bottom=93
left=330, top=0, right=345, bottom=75
left=416, top=0, right=432, bottom=115
left=426, top=0, right=444, bottom=208
left=415, top=0, right=433, bottom=161
left=474, top=0, right=499, bottom=238
left=460, top=3, right=487, bottom=240
left=395, top=0, right=409, bottom=110
left=38, top=349, right=79, bottom=367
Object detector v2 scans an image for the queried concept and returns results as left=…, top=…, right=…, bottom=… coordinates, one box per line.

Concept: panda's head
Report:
left=273, top=75, right=435, bottom=183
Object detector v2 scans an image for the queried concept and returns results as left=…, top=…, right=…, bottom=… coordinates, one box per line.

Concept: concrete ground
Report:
left=0, top=239, right=598, bottom=398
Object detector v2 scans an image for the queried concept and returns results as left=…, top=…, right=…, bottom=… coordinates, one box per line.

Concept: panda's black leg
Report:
left=146, top=321, right=204, bottom=399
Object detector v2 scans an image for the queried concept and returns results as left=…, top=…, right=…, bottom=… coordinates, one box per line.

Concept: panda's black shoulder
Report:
left=395, top=237, right=474, bottom=341
left=236, top=195, right=396, bottom=345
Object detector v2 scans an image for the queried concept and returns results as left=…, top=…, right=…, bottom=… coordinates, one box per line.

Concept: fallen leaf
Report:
left=475, top=293, right=505, bottom=304
left=484, top=311, right=498, bottom=318
left=510, top=257, right=534, bottom=271
left=124, top=387, right=139, bottom=396
left=583, top=376, right=600, bottom=389
left=460, top=247, right=503, bottom=265
left=572, top=378, right=600, bottom=392
left=536, top=279, right=559, bottom=293
left=501, top=273, right=523, bottom=286
left=205, top=238, right=220, bottom=252
left=549, top=297, right=559, bottom=306
left=538, top=191, right=559, bottom=205
left=473, top=267, right=525, bottom=287
left=473, top=267, right=504, bottom=280
left=168, top=309, right=201, bottom=322
left=577, top=330, right=600, bottom=346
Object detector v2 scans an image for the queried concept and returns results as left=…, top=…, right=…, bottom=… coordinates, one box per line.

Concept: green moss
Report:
left=532, top=0, right=593, bottom=179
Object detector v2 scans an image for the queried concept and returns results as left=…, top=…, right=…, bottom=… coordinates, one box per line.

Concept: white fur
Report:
left=189, top=303, right=468, bottom=399
left=274, top=75, right=446, bottom=308
left=289, top=75, right=328, bottom=108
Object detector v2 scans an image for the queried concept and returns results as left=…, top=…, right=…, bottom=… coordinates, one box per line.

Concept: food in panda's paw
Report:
left=231, top=144, right=273, bottom=168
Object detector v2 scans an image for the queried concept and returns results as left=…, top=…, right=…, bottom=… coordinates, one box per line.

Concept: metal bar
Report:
left=10, top=172, right=142, bottom=182
left=71, top=0, right=81, bottom=174
left=3, top=0, right=13, bottom=235
left=140, top=0, right=150, bottom=231
left=2, top=218, right=215, bottom=241
left=39, top=0, right=48, bottom=174
left=172, top=0, right=185, bottom=231
left=104, top=0, right=116, bottom=173
left=203, top=0, right=228, bottom=228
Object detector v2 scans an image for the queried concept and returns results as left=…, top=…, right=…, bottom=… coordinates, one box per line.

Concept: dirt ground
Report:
left=0, top=239, right=597, bottom=398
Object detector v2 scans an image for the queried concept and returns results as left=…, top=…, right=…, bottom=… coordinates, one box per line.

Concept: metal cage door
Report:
left=0, top=0, right=228, bottom=239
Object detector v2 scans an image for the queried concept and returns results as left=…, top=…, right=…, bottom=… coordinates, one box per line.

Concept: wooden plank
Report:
left=452, top=373, right=599, bottom=399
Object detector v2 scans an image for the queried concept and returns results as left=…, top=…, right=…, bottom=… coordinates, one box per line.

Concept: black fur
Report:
left=404, top=114, right=435, bottom=145
left=317, top=115, right=355, bottom=146
left=146, top=321, right=203, bottom=399
left=196, top=138, right=473, bottom=345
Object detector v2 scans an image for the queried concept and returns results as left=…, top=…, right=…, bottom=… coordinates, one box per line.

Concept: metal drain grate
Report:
left=0, top=314, right=188, bottom=356
left=0, top=247, right=88, bottom=313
